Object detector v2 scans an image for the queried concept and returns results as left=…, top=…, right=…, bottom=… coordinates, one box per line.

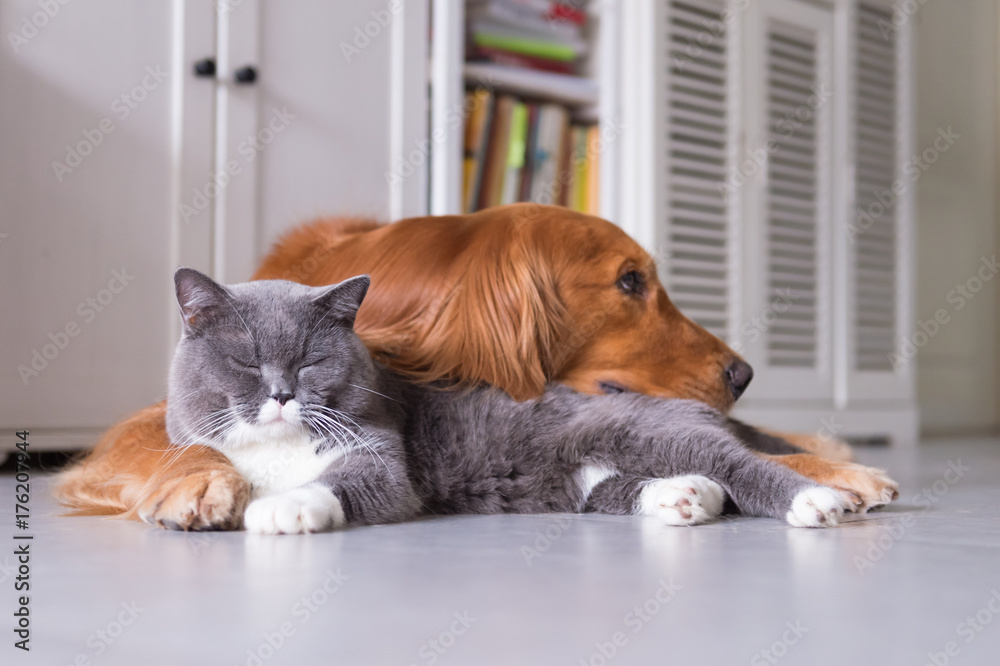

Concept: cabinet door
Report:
left=212, top=0, right=430, bottom=284
left=659, top=0, right=737, bottom=344
left=738, top=0, right=836, bottom=401
left=0, top=1, right=186, bottom=442
left=840, top=0, right=915, bottom=403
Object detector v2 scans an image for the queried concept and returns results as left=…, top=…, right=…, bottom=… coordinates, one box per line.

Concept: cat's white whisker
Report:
left=348, top=383, right=400, bottom=402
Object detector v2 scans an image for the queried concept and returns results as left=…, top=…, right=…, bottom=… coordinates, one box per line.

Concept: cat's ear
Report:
left=312, top=275, right=370, bottom=328
left=174, top=267, right=232, bottom=334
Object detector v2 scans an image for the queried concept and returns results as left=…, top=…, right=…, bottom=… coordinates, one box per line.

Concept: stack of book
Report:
left=466, top=0, right=589, bottom=75
left=462, top=89, right=600, bottom=215
left=461, top=2, right=599, bottom=214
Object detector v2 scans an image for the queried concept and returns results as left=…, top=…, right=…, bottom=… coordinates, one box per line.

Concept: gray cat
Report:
left=166, top=268, right=863, bottom=534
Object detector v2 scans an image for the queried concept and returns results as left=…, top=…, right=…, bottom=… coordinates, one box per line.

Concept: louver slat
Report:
left=854, top=3, right=898, bottom=371
left=665, top=0, right=730, bottom=340
left=765, top=22, right=820, bottom=369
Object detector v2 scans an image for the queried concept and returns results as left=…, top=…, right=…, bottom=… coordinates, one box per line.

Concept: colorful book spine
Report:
left=462, top=89, right=495, bottom=213
left=501, top=102, right=529, bottom=205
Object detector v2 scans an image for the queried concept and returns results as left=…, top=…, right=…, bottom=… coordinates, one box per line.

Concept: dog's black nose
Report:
left=272, top=391, right=295, bottom=405
left=726, top=359, right=754, bottom=400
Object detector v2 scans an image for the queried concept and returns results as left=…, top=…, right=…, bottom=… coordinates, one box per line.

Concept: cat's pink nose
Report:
left=272, top=391, right=294, bottom=405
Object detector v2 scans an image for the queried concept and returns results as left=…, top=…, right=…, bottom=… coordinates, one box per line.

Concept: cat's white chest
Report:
left=221, top=429, right=343, bottom=499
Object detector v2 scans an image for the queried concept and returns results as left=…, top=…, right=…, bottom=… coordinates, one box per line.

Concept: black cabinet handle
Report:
left=234, top=66, right=257, bottom=84
left=193, top=58, right=216, bottom=78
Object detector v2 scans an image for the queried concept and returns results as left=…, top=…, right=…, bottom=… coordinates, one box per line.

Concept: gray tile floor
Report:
left=3, top=438, right=1000, bottom=666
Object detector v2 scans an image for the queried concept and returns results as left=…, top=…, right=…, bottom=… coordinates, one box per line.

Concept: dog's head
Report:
left=258, top=204, right=752, bottom=412
left=469, top=204, right=752, bottom=411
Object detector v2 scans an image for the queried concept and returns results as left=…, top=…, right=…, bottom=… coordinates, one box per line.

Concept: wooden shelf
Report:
left=462, top=63, right=600, bottom=107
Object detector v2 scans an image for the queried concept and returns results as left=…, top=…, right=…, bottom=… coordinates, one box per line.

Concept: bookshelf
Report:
left=428, top=0, right=620, bottom=219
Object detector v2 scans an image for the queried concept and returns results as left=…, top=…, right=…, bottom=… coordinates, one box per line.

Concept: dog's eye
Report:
left=617, top=270, right=644, bottom=295
left=599, top=381, right=628, bottom=395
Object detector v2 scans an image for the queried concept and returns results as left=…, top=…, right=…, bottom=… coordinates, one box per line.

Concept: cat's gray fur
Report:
left=166, top=268, right=825, bottom=529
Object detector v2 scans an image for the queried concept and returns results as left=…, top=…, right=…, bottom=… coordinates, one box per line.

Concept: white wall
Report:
left=914, top=0, right=1000, bottom=435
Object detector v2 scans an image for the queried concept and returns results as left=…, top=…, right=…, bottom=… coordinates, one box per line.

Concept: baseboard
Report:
left=729, top=404, right=921, bottom=448
left=0, top=428, right=104, bottom=453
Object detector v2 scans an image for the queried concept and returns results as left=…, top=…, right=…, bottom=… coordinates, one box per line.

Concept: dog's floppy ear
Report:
left=442, top=232, right=570, bottom=401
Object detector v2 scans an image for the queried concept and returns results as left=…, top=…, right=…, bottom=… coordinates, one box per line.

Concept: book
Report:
left=519, top=103, right=541, bottom=201
left=478, top=95, right=517, bottom=210
left=471, top=29, right=583, bottom=62
left=468, top=45, right=576, bottom=75
left=586, top=124, right=600, bottom=214
left=501, top=102, right=529, bottom=205
left=555, top=118, right=573, bottom=206
left=528, top=103, right=569, bottom=205
left=462, top=89, right=495, bottom=213
left=467, top=2, right=581, bottom=41
left=571, top=125, right=588, bottom=212
left=468, top=0, right=588, bottom=27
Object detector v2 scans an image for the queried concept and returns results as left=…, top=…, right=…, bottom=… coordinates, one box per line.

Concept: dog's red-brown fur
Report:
left=56, top=204, right=893, bottom=529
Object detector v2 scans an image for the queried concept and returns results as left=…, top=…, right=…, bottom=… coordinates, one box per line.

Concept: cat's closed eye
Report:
left=228, top=356, right=260, bottom=374
left=298, top=357, right=330, bottom=375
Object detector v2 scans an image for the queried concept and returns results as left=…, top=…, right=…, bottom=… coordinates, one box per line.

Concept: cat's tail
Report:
left=254, top=217, right=383, bottom=285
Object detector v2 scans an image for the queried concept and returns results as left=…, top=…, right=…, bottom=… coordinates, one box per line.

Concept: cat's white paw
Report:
left=244, top=484, right=345, bottom=534
left=786, top=486, right=851, bottom=528
left=637, top=475, right=726, bottom=526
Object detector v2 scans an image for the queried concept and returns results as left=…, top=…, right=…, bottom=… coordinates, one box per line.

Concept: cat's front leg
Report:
left=244, top=484, right=345, bottom=534
left=243, top=442, right=419, bottom=534
left=584, top=474, right=726, bottom=526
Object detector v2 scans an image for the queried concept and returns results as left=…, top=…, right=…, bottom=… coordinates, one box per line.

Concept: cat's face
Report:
left=165, top=268, right=375, bottom=451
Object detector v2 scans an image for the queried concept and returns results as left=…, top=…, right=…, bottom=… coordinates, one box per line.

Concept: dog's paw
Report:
left=137, top=469, right=250, bottom=531
left=637, top=475, right=726, bottom=526
left=818, top=462, right=899, bottom=513
left=786, top=486, right=853, bottom=528
left=244, top=484, right=344, bottom=535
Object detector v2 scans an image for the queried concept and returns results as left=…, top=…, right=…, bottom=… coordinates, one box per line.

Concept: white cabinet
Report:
left=1, top=1, right=178, bottom=448
left=0, top=0, right=429, bottom=448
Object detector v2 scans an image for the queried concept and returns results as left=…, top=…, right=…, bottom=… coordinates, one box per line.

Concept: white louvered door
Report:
left=738, top=0, right=835, bottom=401
left=841, top=0, right=915, bottom=403
left=625, top=0, right=917, bottom=442
left=660, top=0, right=735, bottom=342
